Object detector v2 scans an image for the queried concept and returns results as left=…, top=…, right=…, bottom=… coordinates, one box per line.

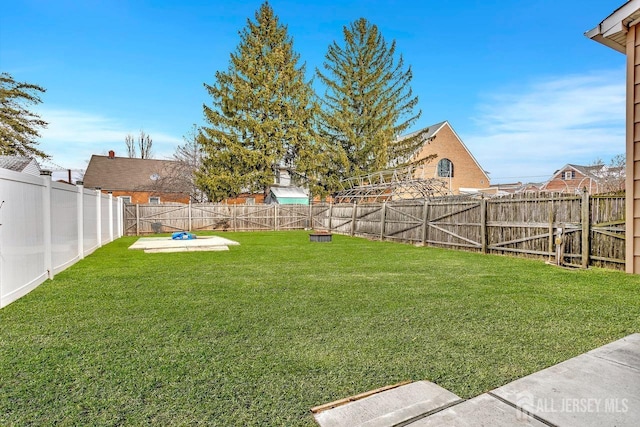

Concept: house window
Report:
left=437, top=158, right=454, bottom=178
left=245, top=197, right=255, bottom=205
left=149, top=196, right=160, bottom=204
left=120, top=196, right=131, bottom=204
left=563, top=171, right=575, bottom=180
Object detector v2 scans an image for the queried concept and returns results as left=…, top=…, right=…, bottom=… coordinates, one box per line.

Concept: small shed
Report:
left=267, top=186, right=309, bottom=205
left=0, top=156, right=41, bottom=176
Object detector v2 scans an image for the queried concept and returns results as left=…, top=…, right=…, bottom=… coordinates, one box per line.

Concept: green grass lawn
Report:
left=1, top=231, right=639, bottom=426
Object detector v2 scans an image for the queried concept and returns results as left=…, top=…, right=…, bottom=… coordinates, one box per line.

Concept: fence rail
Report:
left=125, top=193, right=626, bottom=270
left=0, top=169, right=123, bottom=308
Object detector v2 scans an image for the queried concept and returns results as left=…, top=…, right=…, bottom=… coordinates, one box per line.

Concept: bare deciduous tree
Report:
left=138, top=130, right=153, bottom=159
left=124, top=130, right=154, bottom=159
left=590, top=154, right=625, bottom=194
left=125, top=134, right=136, bottom=158
left=173, top=125, right=207, bottom=202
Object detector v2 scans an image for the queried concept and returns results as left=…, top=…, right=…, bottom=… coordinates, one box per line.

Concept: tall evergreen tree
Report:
left=197, top=2, right=321, bottom=202
left=0, top=72, right=49, bottom=159
left=316, top=18, right=422, bottom=183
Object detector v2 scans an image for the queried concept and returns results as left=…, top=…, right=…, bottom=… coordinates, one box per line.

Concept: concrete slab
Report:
left=143, top=246, right=229, bottom=253
left=491, top=334, right=640, bottom=427
left=408, top=393, right=547, bottom=426
left=313, top=381, right=462, bottom=427
left=586, top=333, right=640, bottom=370
left=128, top=236, right=240, bottom=252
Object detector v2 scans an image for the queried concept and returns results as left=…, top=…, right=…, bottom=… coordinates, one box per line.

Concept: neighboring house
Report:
left=83, top=151, right=192, bottom=204
left=540, top=164, right=625, bottom=194
left=224, top=167, right=309, bottom=205
left=266, top=168, right=309, bottom=205
left=405, top=121, right=490, bottom=195
left=0, top=156, right=41, bottom=176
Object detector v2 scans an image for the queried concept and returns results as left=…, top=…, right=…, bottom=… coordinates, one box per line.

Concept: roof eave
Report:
left=586, top=0, right=640, bottom=54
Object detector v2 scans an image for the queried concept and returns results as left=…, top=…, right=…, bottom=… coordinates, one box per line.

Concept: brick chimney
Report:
left=108, top=150, right=115, bottom=159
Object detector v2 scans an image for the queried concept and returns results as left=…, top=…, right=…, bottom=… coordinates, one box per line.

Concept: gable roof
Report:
left=83, top=155, right=191, bottom=193
left=404, top=120, right=490, bottom=182
left=400, top=120, right=448, bottom=142
left=0, top=156, right=41, bottom=175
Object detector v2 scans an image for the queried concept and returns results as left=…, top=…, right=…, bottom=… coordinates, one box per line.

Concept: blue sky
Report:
left=0, top=0, right=628, bottom=184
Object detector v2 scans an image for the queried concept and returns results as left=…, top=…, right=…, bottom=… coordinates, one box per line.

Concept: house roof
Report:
left=270, top=186, right=308, bottom=199
left=83, top=155, right=191, bottom=193
left=586, top=0, right=640, bottom=53
left=400, top=120, right=448, bottom=142
left=404, top=120, right=490, bottom=182
left=0, top=156, right=41, bottom=175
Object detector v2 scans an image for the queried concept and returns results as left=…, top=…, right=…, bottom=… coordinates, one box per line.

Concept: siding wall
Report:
left=627, top=24, right=640, bottom=273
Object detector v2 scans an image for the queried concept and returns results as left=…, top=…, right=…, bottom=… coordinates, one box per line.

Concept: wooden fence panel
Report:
left=590, top=195, right=625, bottom=269
left=277, top=205, right=311, bottom=230
left=427, top=201, right=482, bottom=250
left=124, top=204, right=137, bottom=235
left=234, top=205, right=274, bottom=231
left=353, top=203, right=383, bottom=237
left=330, top=204, right=355, bottom=235
left=383, top=202, right=424, bottom=243
left=135, top=204, right=189, bottom=234
left=191, top=204, right=232, bottom=231
left=311, top=204, right=330, bottom=230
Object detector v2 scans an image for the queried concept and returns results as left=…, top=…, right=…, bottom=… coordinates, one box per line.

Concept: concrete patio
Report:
left=313, top=333, right=640, bottom=426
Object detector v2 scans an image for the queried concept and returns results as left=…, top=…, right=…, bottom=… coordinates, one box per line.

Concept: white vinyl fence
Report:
left=0, top=169, right=123, bottom=308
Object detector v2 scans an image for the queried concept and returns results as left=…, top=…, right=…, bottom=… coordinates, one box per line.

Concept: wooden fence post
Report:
left=232, top=205, right=237, bottom=232
left=188, top=201, right=192, bottom=231
left=380, top=202, right=387, bottom=241
left=274, top=204, right=279, bottom=231
left=328, top=203, right=333, bottom=231
left=421, top=200, right=430, bottom=246
left=135, top=204, right=140, bottom=236
left=480, top=198, right=488, bottom=254
left=582, top=191, right=591, bottom=268
left=351, top=202, right=357, bottom=236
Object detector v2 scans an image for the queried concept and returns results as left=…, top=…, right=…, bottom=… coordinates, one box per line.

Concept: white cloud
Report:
left=464, top=69, right=625, bottom=184
left=36, top=108, right=182, bottom=170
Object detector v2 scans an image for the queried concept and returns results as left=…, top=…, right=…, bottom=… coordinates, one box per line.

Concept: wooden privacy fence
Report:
left=124, top=193, right=626, bottom=270
left=124, top=203, right=323, bottom=234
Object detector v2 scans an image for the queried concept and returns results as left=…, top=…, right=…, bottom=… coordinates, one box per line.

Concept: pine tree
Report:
left=0, top=72, right=49, bottom=159
left=197, top=2, right=322, bottom=202
left=316, top=18, right=421, bottom=183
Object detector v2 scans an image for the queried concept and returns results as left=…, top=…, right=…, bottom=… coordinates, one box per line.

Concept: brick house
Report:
left=83, top=151, right=192, bottom=204
left=406, top=121, right=490, bottom=194
left=540, top=164, right=624, bottom=194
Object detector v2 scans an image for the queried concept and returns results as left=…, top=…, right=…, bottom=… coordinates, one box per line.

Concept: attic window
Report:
left=563, top=171, right=575, bottom=180
left=437, top=158, right=454, bottom=178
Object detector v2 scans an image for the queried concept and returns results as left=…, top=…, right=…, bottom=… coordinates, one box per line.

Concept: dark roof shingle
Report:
left=83, top=155, right=191, bottom=193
